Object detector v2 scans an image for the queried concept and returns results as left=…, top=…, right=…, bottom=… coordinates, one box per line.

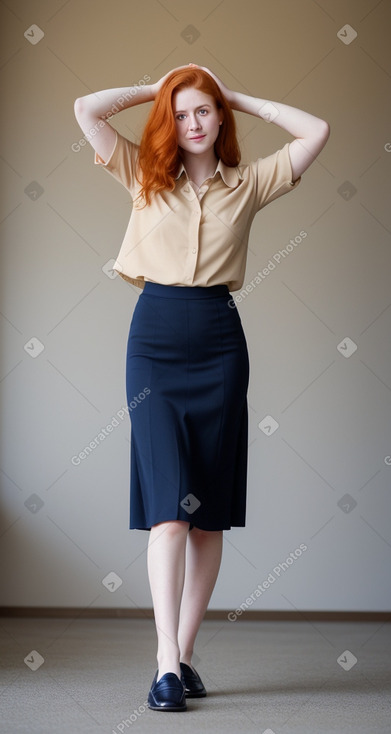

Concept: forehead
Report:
left=173, top=86, right=215, bottom=110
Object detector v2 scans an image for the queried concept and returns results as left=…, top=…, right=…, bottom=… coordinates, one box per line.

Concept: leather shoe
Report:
left=180, top=662, right=207, bottom=697
left=148, top=670, right=187, bottom=711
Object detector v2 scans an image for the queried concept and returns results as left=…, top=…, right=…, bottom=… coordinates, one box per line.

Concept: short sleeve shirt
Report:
left=94, top=131, right=301, bottom=292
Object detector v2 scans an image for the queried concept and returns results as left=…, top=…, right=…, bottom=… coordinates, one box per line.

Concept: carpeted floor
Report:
left=0, top=617, right=390, bottom=733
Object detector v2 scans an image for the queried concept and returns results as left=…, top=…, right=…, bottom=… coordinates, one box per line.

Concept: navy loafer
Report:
left=180, top=662, right=207, bottom=697
left=148, top=670, right=187, bottom=711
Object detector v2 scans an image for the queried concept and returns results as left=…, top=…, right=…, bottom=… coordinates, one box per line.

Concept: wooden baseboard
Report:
left=0, top=607, right=389, bottom=622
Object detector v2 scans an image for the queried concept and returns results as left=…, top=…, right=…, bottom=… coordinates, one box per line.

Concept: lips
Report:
left=189, top=135, right=206, bottom=140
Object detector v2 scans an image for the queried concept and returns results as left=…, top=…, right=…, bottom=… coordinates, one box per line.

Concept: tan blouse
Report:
left=94, top=131, right=301, bottom=292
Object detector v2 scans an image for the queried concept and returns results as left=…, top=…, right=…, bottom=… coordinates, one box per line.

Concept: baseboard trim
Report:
left=0, top=607, right=389, bottom=622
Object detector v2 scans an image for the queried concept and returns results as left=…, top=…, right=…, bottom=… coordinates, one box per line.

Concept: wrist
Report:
left=129, top=83, right=155, bottom=104
left=228, top=90, right=241, bottom=110
left=149, top=82, right=158, bottom=100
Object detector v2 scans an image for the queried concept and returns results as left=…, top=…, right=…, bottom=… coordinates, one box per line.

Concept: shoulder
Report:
left=239, top=142, right=291, bottom=175
left=111, top=130, right=140, bottom=160
left=94, top=131, right=141, bottom=193
left=240, top=143, right=300, bottom=190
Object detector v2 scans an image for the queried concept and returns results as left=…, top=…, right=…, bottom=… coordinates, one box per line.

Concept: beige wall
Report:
left=0, top=0, right=390, bottom=611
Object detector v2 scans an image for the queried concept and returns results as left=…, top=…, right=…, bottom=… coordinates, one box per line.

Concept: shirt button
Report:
left=192, top=248, right=197, bottom=254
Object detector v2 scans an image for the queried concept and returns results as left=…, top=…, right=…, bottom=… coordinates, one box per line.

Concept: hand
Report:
left=187, top=63, right=233, bottom=103
left=150, top=65, right=193, bottom=97
left=151, top=64, right=233, bottom=103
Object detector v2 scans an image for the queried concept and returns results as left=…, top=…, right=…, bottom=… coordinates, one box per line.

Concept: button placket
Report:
left=181, top=181, right=196, bottom=202
left=183, top=204, right=201, bottom=282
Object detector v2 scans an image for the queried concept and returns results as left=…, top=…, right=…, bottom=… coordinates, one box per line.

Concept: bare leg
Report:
left=177, top=528, right=223, bottom=667
left=147, top=520, right=189, bottom=681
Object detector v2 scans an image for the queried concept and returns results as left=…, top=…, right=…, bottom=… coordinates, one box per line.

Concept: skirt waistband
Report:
left=141, top=282, right=230, bottom=299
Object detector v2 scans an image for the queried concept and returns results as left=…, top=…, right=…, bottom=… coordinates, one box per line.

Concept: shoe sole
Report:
left=148, top=703, right=187, bottom=711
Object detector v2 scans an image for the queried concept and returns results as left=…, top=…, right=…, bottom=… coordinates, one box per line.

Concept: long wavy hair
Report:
left=135, top=68, right=241, bottom=207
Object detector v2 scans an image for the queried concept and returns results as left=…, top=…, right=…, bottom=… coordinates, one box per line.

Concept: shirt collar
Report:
left=175, top=158, right=242, bottom=188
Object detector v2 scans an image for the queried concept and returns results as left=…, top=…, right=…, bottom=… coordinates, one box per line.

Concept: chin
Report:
left=184, top=140, right=217, bottom=153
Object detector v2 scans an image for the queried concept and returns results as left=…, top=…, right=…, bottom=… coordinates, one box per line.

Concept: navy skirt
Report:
left=125, top=282, right=250, bottom=531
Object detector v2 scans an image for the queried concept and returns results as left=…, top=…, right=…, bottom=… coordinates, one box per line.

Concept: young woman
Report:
left=74, top=64, right=329, bottom=712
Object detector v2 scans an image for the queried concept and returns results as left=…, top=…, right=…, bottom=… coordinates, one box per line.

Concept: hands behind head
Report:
left=190, top=65, right=232, bottom=102
left=151, top=65, right=192, bottom=97
left=151, top=64, right=232, bottom=103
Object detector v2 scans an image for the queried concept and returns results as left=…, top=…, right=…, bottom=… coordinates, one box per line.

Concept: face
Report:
left=173, top=87, right=223, bottom=155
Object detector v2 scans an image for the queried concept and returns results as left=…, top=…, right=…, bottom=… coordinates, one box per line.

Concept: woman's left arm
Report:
left=193, top=65, right=330, bottom=181
left=230, top=90, right=330, bottom=181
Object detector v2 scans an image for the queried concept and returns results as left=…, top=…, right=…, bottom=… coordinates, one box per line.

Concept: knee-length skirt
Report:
left=125, top=281, right=249, bottom=531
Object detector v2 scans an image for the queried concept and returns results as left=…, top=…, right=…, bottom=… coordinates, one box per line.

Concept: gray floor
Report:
left=0, top=616, right=390, bottom=734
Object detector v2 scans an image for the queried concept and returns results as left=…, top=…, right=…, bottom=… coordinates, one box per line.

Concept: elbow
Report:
left=74, top=96, right=93, bottom=126
left=310, top=120, right=330, bottom=155
left=74, top=96, right=84, bottom=120
left=319, top=119, right=330, bottom=143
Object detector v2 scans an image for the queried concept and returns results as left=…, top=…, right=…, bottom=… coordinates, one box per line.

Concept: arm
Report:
left=73, top=65, right=193, bottom=163
left=230, top=91, right=330, bottom=182
left=74, top=84, right=154, bottom=163
left=194, top=65, right=330, bottom=182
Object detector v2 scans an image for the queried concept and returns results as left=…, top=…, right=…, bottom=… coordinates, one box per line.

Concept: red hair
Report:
left=135, top=68, right=241, bottom=207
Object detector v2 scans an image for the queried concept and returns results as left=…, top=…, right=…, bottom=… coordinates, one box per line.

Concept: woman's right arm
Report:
left=74, top=66, right=191, bottom=162
left=74, top=83, right=155, bottom=162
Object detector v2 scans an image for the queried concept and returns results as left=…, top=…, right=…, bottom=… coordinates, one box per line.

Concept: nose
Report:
left=188, top=114, right=201, bottom=131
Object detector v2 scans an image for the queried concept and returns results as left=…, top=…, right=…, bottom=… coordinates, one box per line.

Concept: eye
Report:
left=176, top=114, right=186, bottom=121
left=199, top=108, right=208, bottom=115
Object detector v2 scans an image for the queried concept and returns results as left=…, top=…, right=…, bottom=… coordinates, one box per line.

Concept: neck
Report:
left=180, top=149, right=218, bottom=184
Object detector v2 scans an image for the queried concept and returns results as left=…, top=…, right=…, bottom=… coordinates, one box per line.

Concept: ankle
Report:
left=157, top=654, right=181, bottom=681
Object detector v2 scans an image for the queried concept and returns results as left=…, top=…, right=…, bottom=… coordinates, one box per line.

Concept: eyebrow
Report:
left=174, top=104, right=212, bottom=113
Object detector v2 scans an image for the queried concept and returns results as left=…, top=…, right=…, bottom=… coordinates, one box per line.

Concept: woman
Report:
left=74, top=64, right=329, bottom=712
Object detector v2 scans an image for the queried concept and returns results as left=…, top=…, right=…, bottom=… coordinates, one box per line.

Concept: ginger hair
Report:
left=135, top=68, right=240, bottom=207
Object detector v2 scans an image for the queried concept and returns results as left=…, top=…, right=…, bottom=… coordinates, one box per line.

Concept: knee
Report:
left=151, top=520, right=190, bottom=538
left=190, top=527, right=223, bottom=540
